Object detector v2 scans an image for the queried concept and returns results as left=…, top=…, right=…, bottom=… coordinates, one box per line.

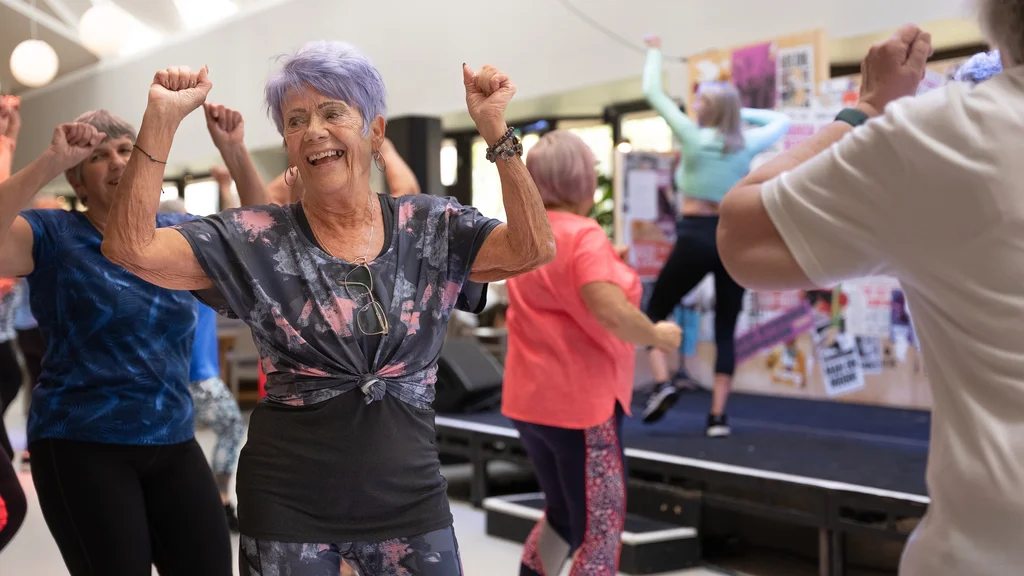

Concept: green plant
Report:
left=588, top=171, right=614, bottom=239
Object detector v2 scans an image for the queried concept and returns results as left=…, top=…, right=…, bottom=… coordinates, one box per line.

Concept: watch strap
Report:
left=835, top=107, right=870, bottom=127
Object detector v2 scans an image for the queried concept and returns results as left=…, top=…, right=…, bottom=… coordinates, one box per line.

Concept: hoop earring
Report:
left=373, top=151, right=387, bottom=172
left=284, top=166, right=297, bottom=187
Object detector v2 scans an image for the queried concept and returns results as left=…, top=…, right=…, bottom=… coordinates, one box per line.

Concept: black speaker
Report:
left=435, top=338, right=503, bottom=413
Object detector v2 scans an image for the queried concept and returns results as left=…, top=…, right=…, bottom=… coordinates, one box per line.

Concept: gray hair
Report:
left=978, top=0, right=1024, bottom=65
left=157, top=198, right=187, bottom=214
left=65, top=109, right=137, bottom=187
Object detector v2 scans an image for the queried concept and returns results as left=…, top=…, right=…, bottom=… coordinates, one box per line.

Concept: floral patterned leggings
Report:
left=239, top=525, right=463, bottom=575
left=188, top=377, right=244, bottom=492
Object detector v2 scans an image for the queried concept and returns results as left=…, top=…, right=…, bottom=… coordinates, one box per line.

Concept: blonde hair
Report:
left=526, top=130, right=597, bottom=210
left=699, top=83, right=745, bottom=154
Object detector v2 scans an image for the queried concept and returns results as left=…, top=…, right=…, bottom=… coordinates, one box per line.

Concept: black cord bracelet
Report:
left=133, top=144, right=167, bottom=165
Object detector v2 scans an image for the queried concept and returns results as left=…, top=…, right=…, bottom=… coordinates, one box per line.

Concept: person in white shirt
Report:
left=717, top=9, right=1024, bottom=575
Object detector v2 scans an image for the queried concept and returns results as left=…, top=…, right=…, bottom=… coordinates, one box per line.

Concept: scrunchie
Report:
left=953, top=50, right=1002, bottom=85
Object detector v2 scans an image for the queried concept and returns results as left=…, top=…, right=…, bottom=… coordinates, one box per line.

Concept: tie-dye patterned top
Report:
left=175, top=193, right=498, bottom=407
left=175, top=193, right=500, bottom=541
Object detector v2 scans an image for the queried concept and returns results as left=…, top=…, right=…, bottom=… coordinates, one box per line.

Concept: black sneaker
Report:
left=672, top=369, right=701, bottom=391
left=225, top=504, right=239, bottom=533
left=642, top=382, right=680, bottom=424
left=706, top=414, right=731, bottom=438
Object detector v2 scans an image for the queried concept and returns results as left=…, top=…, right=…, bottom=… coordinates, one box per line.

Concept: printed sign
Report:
left=632, top=240, right=674, bottom=279
left=734, top=302, right=815, bottom=365
left=777, top=45, right=815, bottom=108
left=819, top=332, right=866, bottom=397
left=856, top=336, right=884, bottom=375
left=844, top=280, right=896, bottom=338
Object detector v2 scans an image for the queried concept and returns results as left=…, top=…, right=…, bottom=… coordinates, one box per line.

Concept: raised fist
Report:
left=858, top=25, right=933, bottom=116
left=204, top=102, right=245, bottom=151
left=148, top=65, right=212, bottom=123
left=462, top=64, right=516, bottom=146
left=644, top=35, right=662, bottom=49
left=47, top=123, right=106, bottom=170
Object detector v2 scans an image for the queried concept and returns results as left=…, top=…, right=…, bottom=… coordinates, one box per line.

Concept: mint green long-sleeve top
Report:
left=643, top=48, right=792, bottom=203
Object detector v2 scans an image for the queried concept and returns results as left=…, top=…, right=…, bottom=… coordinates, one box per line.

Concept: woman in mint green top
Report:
left=639, top=35, right=791, bottom=438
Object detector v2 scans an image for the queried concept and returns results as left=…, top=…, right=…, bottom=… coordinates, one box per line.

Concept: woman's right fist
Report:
left=654, top=321, right=682, bottom=353
left=644, top=35, right=662, bottom=49
left=47, top=123, right=106, bottom=170
left=147, top=65, right=212, bottom=123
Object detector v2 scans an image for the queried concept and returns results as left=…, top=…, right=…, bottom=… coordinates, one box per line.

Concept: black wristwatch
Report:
left=835, top=107, right=870, bottom=127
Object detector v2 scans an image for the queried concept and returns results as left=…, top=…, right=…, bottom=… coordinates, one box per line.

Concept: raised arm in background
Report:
left=460, top=64, right=555, bottom=283
left=380, top=138, right=420, bottom=197
left=204, top=102, right=267, bottom=206
left=102, top=66, right=215, bottom=291
left=642, top=36, right=700, bottom=148
left=210, top=165, right=239, bottom=209
left=0, top=97, right=21, bottom=181
left=740, top=107, right=792, bottom=154
left=0, top=124, right=105, bottom=278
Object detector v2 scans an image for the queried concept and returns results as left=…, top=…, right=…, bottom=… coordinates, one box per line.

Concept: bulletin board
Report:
left=686, top=29, right=830, bottom=114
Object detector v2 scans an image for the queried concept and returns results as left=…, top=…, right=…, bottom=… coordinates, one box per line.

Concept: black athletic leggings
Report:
left=30, top=437, right=232, bottom=575
left=646, top=216, right=746, bottom=376
left=0, top=400, right=27, bottom=553
left=0, top=340, right=23, bottom=460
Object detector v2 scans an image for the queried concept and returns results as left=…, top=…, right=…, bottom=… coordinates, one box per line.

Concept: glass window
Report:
left=556, top=120, right=613, bottom=176
left=183, top=179, right=219, bottom=216
left=471, top=137, right=504, bottom=221
left=621, top=111, right=674, bottom=153
left=161, top=182, right=179, bottom=203
left=440, top=138, right=458, bottom=187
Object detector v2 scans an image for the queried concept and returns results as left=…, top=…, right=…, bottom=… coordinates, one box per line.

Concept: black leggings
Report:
left=646, top=216, right=746, bottom=376
left=512, top=405, right=627, bottom=576
left=0, top=340, right=22, bottom=460
left=30, top=437, right=232, bottom=575
left=0, top=402, right=27, bottom=552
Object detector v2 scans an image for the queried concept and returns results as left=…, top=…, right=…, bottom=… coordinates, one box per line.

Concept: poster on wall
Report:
left=819, top=331, right=866, bottom=397
left=776, top=44, right=815, bottom=108
left=856, top=336, right=884, bottom=375
left=618, top=152, right=679, bottom=283
left=731, top=42, right=777, bottom=109
left=844, top=278, right=898, bottom=339
left=734, top=301, right=815, bottom=365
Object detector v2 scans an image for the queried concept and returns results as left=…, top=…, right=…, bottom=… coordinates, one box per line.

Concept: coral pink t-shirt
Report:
left=503, top=211, right=642, bottom=429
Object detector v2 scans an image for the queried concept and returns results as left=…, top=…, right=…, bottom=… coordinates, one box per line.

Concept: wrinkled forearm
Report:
left=218, top=144, right=267, bottom=207
left=103, top=110, right=178, bottom=264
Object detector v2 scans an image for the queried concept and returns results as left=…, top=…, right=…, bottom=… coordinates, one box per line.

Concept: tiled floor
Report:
left=0, top=396, right=731, bottom=576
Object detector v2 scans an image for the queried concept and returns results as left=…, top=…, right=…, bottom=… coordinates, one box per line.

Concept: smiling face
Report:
left=281, top=84, right=385, bottom=197
left=67, top=136, right=133, bottom=214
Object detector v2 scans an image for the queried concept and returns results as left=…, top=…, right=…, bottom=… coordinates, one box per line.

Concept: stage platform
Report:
left=434, top=391, right=931, bottom=576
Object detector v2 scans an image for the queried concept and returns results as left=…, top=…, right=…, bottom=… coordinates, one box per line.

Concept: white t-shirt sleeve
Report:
left=760, top=106, right=916, bottom=288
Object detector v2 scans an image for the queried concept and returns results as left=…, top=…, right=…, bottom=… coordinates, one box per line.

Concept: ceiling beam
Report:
left=0, top=0, right=84, bottom=47
left=40, top=0, right=81, bottom=29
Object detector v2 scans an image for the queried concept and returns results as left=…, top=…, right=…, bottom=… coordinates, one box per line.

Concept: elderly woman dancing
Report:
left=503, top=130, right=681, bottom=575
left=103, top=41, right=554, bottom=575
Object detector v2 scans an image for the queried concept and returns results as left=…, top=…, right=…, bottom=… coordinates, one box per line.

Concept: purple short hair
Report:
left=526, top=131, right=597, bottom=209
left=265, top=40, right=387, bottom=136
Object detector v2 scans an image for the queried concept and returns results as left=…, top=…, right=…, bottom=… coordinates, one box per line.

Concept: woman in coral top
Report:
left=503, top=131, right=681, bottom=576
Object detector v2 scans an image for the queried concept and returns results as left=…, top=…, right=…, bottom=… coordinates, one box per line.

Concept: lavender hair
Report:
left=526, top=131, right=598, bottom=210
left=264, top=40, right=387, bottom=136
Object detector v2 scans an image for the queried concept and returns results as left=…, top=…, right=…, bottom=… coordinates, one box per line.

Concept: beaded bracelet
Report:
left=485, top=127, right=523, bottom=163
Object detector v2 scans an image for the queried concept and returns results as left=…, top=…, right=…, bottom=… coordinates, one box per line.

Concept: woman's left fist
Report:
left=462, top=64, right=516, bottom=146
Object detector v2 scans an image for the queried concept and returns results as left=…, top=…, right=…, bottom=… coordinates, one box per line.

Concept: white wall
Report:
left=13, top=0, right=977, bottom=172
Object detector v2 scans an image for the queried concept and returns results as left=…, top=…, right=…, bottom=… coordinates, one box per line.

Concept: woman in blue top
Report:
left=640, top=35, right=791, bottom=437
